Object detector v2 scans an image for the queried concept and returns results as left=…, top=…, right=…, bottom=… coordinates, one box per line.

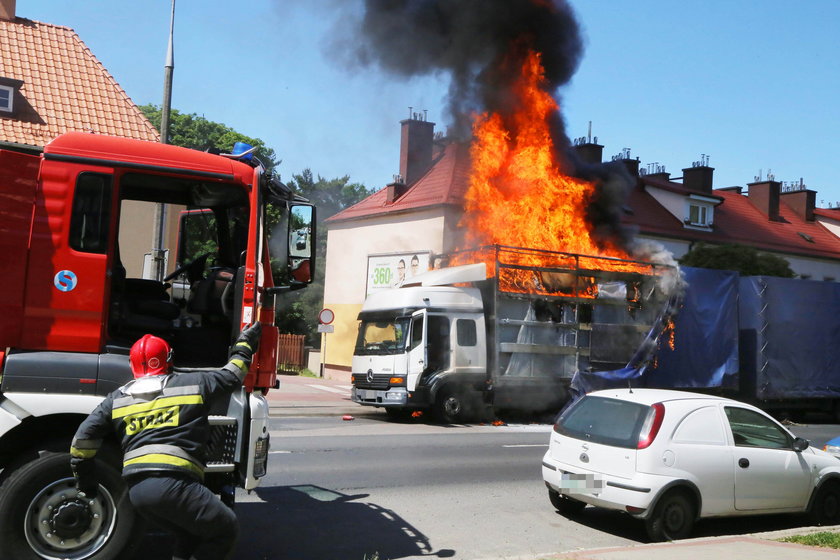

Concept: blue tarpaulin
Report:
left=647, top=267, right=740, bottom=389
left=571, top=267, right=740, bottom=395
left=741, top=276, right=840, bottom=399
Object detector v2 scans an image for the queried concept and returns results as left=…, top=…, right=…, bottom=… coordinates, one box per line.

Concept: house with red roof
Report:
left=0, top=0, right=175, bottom=278
left=0, top=0, right=158, bottom=150
left=320, top=120, right=840, bottom=379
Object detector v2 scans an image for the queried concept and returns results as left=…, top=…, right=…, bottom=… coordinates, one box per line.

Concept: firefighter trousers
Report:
left=127, top=473, right=239, bottom=560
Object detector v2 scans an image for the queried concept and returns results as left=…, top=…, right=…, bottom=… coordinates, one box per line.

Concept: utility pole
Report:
left=151, top=0, right=175, bottom=281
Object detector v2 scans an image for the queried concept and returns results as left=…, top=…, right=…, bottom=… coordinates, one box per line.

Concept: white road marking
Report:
left=503, top=443, right=549, bottom=448
left=306, top=384, right=351, bottom=395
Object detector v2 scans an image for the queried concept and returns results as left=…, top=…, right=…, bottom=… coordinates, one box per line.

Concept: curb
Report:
left=551, top=525, right=840, bottom=559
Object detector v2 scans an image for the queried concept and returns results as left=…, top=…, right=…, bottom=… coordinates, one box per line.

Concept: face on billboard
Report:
left=367, top=252, right=430, bottom=294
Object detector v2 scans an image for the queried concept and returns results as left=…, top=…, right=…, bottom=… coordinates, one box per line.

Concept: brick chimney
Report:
left=646, top=171, right=671, bottom=181
left=621, top=157, right=640, bottom=177
left=682, top=164, right=715, bottom=193
left=400, top=115, right=435, bottom=186
left=781, top=188, right=816, bottom=221
left=572, top=141, right=603, bottom=165
left=747, top=180, right=782, bottom=221
left=0, top=0, right=15, bottom=20
left=384, top=177, right=408, bottom=204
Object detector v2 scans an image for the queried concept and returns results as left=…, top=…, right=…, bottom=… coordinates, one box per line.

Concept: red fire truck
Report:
left=0, top=132, right=314, bottom=559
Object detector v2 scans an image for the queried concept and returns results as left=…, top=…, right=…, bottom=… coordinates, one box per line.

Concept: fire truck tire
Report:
left=0, top=448, right=144, bottom=560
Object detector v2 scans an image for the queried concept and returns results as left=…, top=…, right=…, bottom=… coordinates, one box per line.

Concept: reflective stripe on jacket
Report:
left=71, top=359, right=247, bottom=480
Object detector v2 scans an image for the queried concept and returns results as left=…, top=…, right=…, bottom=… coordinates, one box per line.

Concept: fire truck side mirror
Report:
left=288, top=204, right=315, bottom=285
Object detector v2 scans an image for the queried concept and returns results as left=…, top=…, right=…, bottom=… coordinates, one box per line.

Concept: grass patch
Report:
left=781, top=531, right=840, bottom=549
left=278, top=366, right=319, bottom=378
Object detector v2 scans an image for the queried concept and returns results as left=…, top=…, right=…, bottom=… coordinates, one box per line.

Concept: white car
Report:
left=542, top=388, right=840, bottom=541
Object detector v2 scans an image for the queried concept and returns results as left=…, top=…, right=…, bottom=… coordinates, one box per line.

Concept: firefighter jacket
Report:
left=70, top=358, right=249, bottom=483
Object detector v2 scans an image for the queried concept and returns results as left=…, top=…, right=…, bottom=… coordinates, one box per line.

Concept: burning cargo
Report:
left=351, top=245, right=676, bottom=422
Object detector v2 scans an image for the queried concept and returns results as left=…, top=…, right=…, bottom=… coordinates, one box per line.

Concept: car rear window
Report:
left=555, top=396, right=651, bottom=449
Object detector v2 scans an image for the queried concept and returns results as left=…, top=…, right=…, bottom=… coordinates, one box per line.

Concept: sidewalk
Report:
left=553, top=526, right=840, bottom=560
left=267, top=373, right=364, bottom=417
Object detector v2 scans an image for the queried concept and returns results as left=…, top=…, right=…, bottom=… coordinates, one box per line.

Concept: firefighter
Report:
left=70, top=322, right=262, bottom=560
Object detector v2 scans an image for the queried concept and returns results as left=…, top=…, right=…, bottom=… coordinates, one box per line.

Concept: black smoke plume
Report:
left=340, top=0, right=582, bottom=140
left=336, top=0, right=637, bottom=253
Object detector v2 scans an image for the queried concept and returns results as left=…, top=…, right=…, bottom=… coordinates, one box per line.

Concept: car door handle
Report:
left=738, top=458, right=750, bottom=468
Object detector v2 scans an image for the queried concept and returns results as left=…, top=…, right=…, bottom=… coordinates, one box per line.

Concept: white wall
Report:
left=644, top=186, right=686, bottom=222
left=321, top=208, right=449, bottom=375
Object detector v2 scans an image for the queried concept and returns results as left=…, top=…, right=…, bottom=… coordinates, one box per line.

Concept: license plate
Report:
left=560, top=472, right=604, bottom=492
left=355, top=389, right=376, bottom=401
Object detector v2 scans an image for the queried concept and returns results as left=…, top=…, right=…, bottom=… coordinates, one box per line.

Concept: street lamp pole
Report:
left=151, top=0, right=175, bottom=281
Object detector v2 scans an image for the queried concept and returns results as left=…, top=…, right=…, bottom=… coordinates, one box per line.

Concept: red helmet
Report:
left=129, top=335, right=173, bottom=378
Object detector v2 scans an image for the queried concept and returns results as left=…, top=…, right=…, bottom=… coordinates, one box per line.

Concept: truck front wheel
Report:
left=0, top=449, right=143, bottom=560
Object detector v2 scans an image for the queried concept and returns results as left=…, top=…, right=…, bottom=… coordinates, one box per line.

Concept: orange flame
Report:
left=457, top=50, right=644, bottom=292
left=664, top=317, right=676, bottom=351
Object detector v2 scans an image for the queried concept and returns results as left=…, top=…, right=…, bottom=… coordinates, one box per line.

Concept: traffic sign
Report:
left=318, top=308, right=335, bottom=325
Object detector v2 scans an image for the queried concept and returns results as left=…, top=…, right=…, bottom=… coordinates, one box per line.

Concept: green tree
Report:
left=139, top=104, right=279, bottom=173
left=275, top=170, right=372, bottom=345
left=679, top=243, right=795, bottom=277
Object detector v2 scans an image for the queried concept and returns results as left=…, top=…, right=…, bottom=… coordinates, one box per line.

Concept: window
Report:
left=410, top=314, right=424, bottom=350
left=555, top=396, right=651, bottom=449
left=0, top=85, right=12, bottom=112
left=456, top=319, right=477, bottom=346
left=688, top=203, right=708, bottom=226
left=724, top=407, right=791, bottom=449
left=354, top=316, right=409, bottom=355
left=69, top=174, right=112, bottom=254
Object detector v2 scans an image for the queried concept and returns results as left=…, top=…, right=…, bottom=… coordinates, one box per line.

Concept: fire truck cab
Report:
left=0, top=132, right=314, bottom=560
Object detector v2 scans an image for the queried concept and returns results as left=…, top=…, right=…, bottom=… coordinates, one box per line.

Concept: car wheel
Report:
left=645, top=490, right=695, bottom=542
left=810, top=480, right=840, bottom=526
left=0, top=448, right=144, bottom=560
left=548, top=490, right=586, bottom=517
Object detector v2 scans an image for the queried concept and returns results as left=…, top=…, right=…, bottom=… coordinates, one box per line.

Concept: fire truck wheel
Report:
left=0, top=448, right=144, bottom=560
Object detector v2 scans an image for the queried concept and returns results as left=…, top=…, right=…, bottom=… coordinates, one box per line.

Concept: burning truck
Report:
left=347, top=2, right=684, bottom=421
left=351, top=245, right=676, bottom=422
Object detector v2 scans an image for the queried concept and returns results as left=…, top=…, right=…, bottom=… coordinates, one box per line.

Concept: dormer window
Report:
left=0, top=85, right=12, bottom=113
left=0, top=77, right=22, bottom=115
left=688, top=203, right=708, bottom=226
left=684, top=195, right=715, bottom=229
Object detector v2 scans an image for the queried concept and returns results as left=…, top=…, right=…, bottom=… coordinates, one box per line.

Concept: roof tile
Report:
left=0, top=16, right=159, bottom=147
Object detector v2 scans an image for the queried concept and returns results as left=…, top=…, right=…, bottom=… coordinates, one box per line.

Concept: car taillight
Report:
left=637, top=402, right=665, bottom=449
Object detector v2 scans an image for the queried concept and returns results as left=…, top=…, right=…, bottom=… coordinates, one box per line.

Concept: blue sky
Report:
left=23, top=1, right=840, bottom=206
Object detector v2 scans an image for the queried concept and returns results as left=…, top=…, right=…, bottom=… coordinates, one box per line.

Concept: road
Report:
left=218, top=411, right=839, bottom=560
left=140, top=376, right=840, bottom=559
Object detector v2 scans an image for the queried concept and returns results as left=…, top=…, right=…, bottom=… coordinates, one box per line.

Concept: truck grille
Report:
left=353, top=373, right=392, bottom=390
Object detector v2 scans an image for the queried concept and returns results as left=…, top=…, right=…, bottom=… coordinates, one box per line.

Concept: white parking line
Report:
left=306, top=384, right=351, bottom=395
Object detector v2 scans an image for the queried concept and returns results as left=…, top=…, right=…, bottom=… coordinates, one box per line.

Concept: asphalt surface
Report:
left=265, top=374, right=840, bottom=560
